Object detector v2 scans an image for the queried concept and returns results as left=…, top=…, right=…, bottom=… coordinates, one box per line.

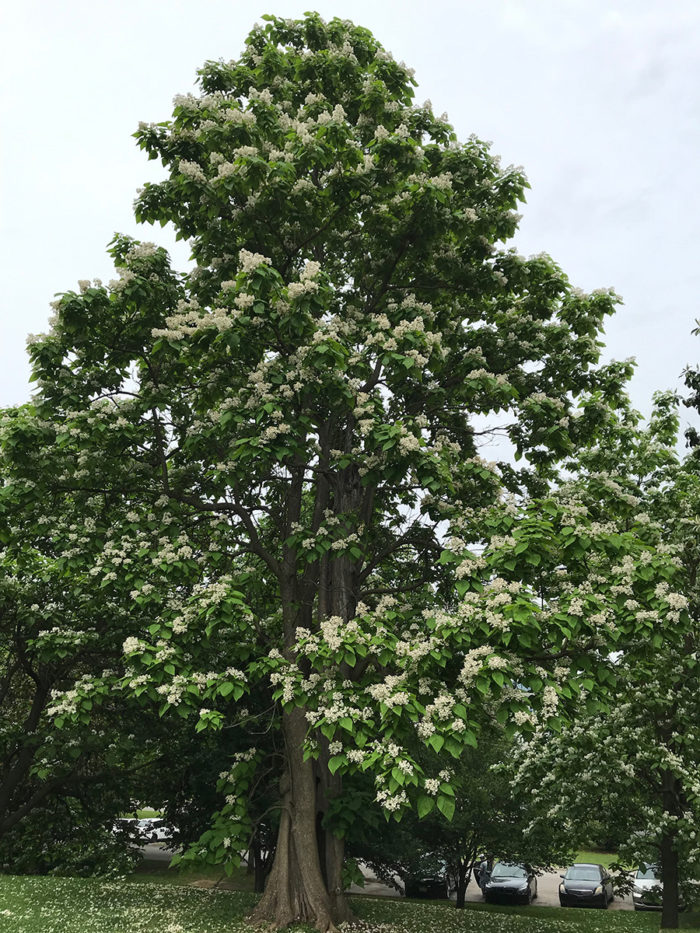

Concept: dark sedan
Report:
left=483, top=862, right=537, bottom=904
left=559, top=863, right=614, bottom=908
left=404, top=874, right=449, bottom=899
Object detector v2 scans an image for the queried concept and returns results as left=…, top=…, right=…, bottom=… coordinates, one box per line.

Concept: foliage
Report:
left=0, top=406, right=173, bottom=873
left=346, top=727, right=575, bottom=907
left=12, top=11, right=688, bottom=930
left=509, top=393, right=700, bottom=927
left=0, top=803, right=139, bottom=877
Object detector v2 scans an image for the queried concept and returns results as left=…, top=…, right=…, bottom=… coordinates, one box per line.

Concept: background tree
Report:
left=345, top=726, right=574, bottom=909
left=509, top=392, right=700, bottom=930
left=24, top=13, right=683, bottom=932
left=0, top=406, right=166, bottom=874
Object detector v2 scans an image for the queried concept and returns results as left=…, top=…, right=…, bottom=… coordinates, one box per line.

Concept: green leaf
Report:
left=328, top=755, right=344, bottom=775
left=437, top=795, right=455, bottom=821
left=417, top=795, right=435, bottom=818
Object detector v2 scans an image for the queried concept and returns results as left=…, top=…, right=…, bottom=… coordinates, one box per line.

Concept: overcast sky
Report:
left=2, top=0, right=699, bottom=437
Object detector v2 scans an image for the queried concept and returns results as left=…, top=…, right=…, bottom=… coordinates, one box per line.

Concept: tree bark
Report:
left=455, top=870, right=467, bottom=910
left=316, top=750, right=351, bottom=925
left=660, top=828, right=680, bottom=929
left=660, top=770, right=681, bottom=929
left=250, top=707, right=352, bottom=932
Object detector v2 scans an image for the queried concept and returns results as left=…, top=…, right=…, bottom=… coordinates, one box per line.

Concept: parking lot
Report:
left=141, top=845, right=633, bottom=911
left=349, top=866, right=633, bottom=910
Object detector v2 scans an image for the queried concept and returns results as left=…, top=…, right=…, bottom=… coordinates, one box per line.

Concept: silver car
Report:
left=632, top=865, right=663, bottom=911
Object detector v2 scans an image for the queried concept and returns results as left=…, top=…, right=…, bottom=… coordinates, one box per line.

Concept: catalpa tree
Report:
left=510, top=394, right=700, bottom=929
left=26, top=14, right=683, bottom=931
left=0, top=407, right=169, bottom=874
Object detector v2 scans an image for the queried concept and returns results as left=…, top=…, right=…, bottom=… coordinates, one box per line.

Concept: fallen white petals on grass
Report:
left=0, top=875, right=664, bottom=933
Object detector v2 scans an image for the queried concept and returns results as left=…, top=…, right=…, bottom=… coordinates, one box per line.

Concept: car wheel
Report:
left=600, top=895, right=609, bottom=909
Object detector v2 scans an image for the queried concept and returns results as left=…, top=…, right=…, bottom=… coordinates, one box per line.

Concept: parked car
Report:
left=632, top=865, right=664, bottom=911
left=483, top=862, right=537, bottom=904
left=404, top=873, right=449, bottom=899
left=559, top=863, right=614, bottom=909
left=112, top=816, right=175, bottom=844
left=136, top=817, right=176, bottom=843
left=404, top=859, right=451, bottom=899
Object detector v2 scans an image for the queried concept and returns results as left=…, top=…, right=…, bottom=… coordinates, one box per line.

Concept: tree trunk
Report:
left=248, top=833, right=270, bottom=894
left=455, top=870, right=467, bottom=910
left=316, top=751, right=350, bottom=924
left=660, top=767, right=681, bottom=929
left=250, top=707, right=352, bottom=932
left=454, top=841, right=477, bottom=909
left=660, top=827, right=680, bottom=929
left=454, top=859, right=471, bottom=909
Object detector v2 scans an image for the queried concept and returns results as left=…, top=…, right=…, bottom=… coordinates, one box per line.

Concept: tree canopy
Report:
left=10, top=13, right=692, bottom=931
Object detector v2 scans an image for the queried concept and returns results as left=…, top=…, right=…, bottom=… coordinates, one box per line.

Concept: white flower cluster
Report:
left=239, top=248, right=272, bottom=274
left=122, top=636, right=142, bottom=656
left=375, top=789, right=407, bottom=812
left=458, top=645, right=493, bottom=685
left=179, top=160, right=207, bottom=183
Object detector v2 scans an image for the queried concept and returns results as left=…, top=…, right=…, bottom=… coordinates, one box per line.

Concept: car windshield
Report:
left=636, top=867, right=660, bottom=881
left=566, top=866, right=601, bottom=881
left=492, top=863, right=526, bottom=879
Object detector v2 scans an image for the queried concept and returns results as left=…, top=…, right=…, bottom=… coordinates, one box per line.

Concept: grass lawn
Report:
left=131, top=855, right=254, bottom=890
left=1, top=875, right=700, bottom=933
left=574, top=851, right=618, bottom=869
left=118, top=809, right=163, bottom=819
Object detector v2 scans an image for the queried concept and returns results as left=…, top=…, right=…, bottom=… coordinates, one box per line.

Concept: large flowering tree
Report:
left=24, top=14, right=686, bottom=931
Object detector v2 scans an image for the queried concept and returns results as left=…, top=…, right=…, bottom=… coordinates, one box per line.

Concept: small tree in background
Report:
left=346, top=726, right=574, bottom=909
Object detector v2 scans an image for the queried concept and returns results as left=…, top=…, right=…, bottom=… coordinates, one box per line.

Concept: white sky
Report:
left=2, top=0, right=699, bottom=438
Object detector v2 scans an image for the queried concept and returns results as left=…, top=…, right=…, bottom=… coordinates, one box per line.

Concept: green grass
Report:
left=118, top=809, right=163, bottom=819
left=575, top=851, right=618, bottom=869
left=131, top=855, right=253, bottom=890
left=1, top=874, right=699, bottom=933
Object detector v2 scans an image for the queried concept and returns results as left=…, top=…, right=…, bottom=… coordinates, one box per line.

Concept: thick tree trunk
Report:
left=316, top=754, right=350, bottom=924
left=250, top=707, right=352, bottom=932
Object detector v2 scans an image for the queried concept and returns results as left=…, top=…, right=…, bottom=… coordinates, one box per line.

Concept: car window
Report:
left=636, top=867, right=660, bottom=881
left=565, top=866, right=601, bottom=881
left=491, top=863, right=527, bottom=879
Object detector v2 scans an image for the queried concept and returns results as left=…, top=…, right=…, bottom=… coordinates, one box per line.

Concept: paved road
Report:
left=139, top=842, right=179, bottom=862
